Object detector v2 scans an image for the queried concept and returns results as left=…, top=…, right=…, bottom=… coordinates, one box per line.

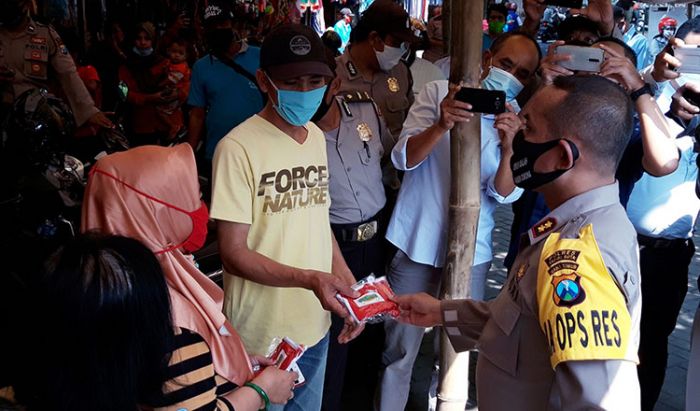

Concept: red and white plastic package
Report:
left=336, top=274, right=400, bottom=324
left=253, top=337, right=307, bottom=387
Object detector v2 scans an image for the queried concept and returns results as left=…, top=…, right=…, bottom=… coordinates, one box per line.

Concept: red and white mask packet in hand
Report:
left=254, top=337, right=307, bottom=387
left=336, top=274, right=400, bottom=324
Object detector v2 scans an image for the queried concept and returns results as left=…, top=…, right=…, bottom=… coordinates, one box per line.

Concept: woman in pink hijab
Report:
left=82, top=144, right=297, bottom=410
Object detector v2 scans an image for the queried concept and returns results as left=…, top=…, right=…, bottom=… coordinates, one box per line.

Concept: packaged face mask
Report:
left=336, top=274, right=400, bottom=324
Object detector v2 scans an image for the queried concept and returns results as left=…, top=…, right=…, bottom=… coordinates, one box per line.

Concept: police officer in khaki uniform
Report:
left=394, top=76, right=643, bottom=410
left=336, top=0, right=413, bottom=143
left=334, top=0, right=415, bottom=194
left=314, top=54, right=394, bottom=411
left=0, top=0, right=111, bottom=128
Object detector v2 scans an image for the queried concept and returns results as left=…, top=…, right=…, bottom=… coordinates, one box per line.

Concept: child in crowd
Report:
left=156, top=38, right=191, bottom=141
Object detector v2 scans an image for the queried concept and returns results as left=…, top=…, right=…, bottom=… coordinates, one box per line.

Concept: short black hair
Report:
left=549, top=76, right=634, bottom=173
left=676, top=16, right=700, bottom=42
left=490, top=31, right=543, bottom=62
left=613, top=5, right=625, bottom=21
left=593, top=36, right=637, bottom=68
left=14, top=234, right=174, bottom=410
left=558, top=15, right=600, bottom=43
left=487, top=3, right=508, bottom=19
left=322, top=30, right=342, bottom=57
left=165, top=36, right=187, bottom=50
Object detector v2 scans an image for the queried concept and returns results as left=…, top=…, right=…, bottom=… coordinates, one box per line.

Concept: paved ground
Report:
left=487, top=205, right=700, bottom=411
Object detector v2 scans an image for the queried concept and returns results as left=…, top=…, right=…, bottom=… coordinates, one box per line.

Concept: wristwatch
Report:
left=630, top=83, right=653, bottom=102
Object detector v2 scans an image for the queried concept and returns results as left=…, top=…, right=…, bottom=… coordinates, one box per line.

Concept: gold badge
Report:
left=387, top=77, right=400, bottom=93
left=516, top=263, right=528, bottom=281
left=357, top=122, right=373, bottom=142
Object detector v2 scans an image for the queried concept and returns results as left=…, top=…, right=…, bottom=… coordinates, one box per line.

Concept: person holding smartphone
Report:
left=396, top=75, right=641, bottom=411
left=376, top=32, right=540, bottom=411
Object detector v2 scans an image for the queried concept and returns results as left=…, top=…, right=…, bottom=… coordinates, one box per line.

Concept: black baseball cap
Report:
left=360, top=0, right=415, bottom=43
left=260, top=24, right=334, bottom=80
left=203, top=1, right=234, bottom=26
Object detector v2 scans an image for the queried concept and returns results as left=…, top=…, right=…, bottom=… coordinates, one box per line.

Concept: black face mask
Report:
left=207, top=28, right=236, bottom=54
left=311, top=83, right=335, bottom=123
left=510, top=131, right=580, bottom=190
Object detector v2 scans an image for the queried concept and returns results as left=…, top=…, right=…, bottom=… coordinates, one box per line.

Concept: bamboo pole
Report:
left=436, top=0, right=484, bottom=410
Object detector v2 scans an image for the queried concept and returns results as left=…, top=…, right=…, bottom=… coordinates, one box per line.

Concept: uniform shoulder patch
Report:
left=343, top=91, right=373, bottom=103
left=531, top=217, right=557, bottom=239
left=536, top=224, right=636, bottom=369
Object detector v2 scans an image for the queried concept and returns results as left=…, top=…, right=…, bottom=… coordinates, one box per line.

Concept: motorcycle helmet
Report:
left=658, top=17, right=678, bottom=34
left=6, top=88, right=76, bottom=170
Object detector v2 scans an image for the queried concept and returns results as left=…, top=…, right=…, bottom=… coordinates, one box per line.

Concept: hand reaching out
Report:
left=394, top=293, right=443, bottom=328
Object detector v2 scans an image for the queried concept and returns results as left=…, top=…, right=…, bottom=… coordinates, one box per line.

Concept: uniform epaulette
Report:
left=342, top=91, right=374, bottom=103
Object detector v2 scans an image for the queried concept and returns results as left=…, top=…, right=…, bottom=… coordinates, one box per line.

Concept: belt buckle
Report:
left=356, top=221, right=377, bottom=241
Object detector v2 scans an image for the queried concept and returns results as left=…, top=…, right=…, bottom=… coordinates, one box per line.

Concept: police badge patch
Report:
left=387, top=77, right=400, bottom=93
left=357, top=122, right=372, bottom=142
left=551, top=273, right=586, bottom=307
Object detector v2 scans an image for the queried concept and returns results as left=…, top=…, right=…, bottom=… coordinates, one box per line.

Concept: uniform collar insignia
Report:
left=527, top=182, right=622, bottom=246
left=529, top=217, right=558, bottom=244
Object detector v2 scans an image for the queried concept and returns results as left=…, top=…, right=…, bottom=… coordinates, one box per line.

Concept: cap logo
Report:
left=289, top=35, right=312, bottom=56
left=204, top=5, right=222, bottom=20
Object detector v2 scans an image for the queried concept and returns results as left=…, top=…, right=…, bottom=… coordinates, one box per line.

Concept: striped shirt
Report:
left=144, top=327, right=238, bottom=411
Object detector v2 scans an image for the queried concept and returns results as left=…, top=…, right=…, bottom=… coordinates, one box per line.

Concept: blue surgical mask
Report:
left=132, top=46, right=154, bottom=57
left=267, top=74, right=328, bottom=126
left=482, top=66, right=524, bottom=101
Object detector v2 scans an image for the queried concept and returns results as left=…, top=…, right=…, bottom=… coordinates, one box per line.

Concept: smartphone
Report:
left=117, top=81, right=129, bottom=102
left=555, top=45, right=604, bottom=73
left=544, top=0, right=583, bottom=8
left=674, top=45, right=700, bottom=74
left=683, top=88, right=700, bottom=107
left=455, top=88, right=506, bottom=115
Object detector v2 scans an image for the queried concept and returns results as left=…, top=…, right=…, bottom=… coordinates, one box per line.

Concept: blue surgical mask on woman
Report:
left=481, top=65, right=524, bottom=101
left=132, top=46, right=154, bottom=57
left=266, top=73, right=328, bottom=126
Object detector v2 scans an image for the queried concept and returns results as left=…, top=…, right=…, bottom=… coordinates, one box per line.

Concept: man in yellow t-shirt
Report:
left=210, top=24, right=363, bottom=411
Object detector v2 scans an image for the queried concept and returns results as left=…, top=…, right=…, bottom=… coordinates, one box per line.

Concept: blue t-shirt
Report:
left=334, top=20, right=351, bottom=53
left=188, top=47, right=264, bottom=160
left=483, top=33, right=492, bottom=52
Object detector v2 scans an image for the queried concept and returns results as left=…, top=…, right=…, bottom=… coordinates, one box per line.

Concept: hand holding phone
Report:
left=454, top=88, right=506, bottom=115
left=436, top=87, right=475, bottom=131
left=672, top=83, right=700, bottom=121
left=673, top=45, right=700, bottom=74
left=554, top=45, right=604, bottom=73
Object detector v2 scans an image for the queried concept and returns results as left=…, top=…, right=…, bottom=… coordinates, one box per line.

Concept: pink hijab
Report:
left=82, top=144, right=253, bottom=385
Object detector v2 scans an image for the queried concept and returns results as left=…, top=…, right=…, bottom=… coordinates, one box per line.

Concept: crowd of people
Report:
left=2, top=0, right=700, bottom=410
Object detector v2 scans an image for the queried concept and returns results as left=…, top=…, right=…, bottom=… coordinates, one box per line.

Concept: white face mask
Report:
left=481, top=66, right=524, bottom=102
left=375, top=42, right=407, bottom=72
